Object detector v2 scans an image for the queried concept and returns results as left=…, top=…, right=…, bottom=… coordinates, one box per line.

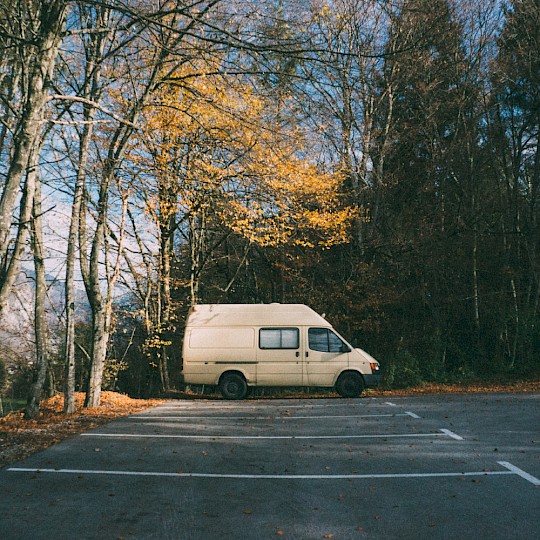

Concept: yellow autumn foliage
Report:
left=128, top=57, right=352, bottom=249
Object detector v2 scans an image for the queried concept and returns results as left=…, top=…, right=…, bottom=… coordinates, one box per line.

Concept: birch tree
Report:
left=0, top=0, right=67, bottom=317
left=24, top=158, right=49, bottom=419
left=60, top=1, right=112, bottom=413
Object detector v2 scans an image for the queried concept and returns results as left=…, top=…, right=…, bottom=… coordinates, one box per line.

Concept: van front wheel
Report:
left=336, top=372, right=364, bottom=398
left=219, top=373, right=248, bottom=400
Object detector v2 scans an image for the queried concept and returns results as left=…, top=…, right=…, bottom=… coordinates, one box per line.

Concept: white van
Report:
left=181, top=303, right=382, bottom=399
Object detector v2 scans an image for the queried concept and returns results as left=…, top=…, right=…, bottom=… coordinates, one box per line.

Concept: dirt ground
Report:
left=1, top=382, right=539, bottom=469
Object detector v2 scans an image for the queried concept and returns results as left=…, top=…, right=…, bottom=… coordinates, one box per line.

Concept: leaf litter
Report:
left=0, top=391, right=163, bottom=468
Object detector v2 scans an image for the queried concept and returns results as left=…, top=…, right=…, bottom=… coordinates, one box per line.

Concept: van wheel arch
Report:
left=219, top=371, right=248, bottom=400
left=335, top=370, right=365, bottom=398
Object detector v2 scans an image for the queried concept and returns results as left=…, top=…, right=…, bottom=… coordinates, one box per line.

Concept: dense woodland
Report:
left=0, top=0, right=538, bottom=415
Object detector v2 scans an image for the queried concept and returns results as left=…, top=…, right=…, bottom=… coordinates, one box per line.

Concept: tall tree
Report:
left=79, top=0, right=234, bottom=407
left=0, top=0, right=67, bottom=317
left=24, top=156, right=49, bottom=420
left=488, top=0, right=540, bottom=370
left=125, top=56, right=352, bottom=386
left=301, top=0, right=388, bottom=246
left=372, top=0, right=482, bottom=375
left=61, top=1, right=111, bottom=414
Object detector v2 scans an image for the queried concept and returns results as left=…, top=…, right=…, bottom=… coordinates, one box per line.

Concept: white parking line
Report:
left=498, top=461, right=540, bottom=486
left=129, top=413, right=416, bottom=421
left=405, top=411, right=421, bottom=419
left=439, top=428, right=464, bottom=441
left=6, top=466, right=529, bottom=483
left=80, top=431, right=456, bottom=440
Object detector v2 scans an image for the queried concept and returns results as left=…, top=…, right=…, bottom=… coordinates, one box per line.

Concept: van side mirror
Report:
left=341, top=344, right=351, bottom=353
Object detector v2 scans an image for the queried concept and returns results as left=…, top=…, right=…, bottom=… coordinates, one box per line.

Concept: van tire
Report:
left=336, top=372, right=364, bottom=398
left=219, top=373, right=248, bottom=400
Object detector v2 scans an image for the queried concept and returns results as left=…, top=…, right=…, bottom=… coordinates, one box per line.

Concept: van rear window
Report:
left=259, top=328, right=299, bottom=349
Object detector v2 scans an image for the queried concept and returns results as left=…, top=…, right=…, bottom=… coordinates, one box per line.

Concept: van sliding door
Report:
left=256, top=327, right=303, bottom=386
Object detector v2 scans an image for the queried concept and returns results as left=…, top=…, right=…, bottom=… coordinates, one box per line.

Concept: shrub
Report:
left=384, top=349, right=422, bottom=389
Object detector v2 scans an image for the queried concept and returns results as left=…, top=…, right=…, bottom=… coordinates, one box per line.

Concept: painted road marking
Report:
left=80, top=431, right=456, bottom=441
left=128, top=413, right=418, bottom=421
left=8, top=463, right=537, bottom=484
left=498, top=461, right=540, bottom=486
left=440, top=428, right=464, bottom=440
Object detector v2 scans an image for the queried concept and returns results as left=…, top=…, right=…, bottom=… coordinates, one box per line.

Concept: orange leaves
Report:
left=127, top=55, right=353, bottom=255
left=260, top=160, right=352, bottom=249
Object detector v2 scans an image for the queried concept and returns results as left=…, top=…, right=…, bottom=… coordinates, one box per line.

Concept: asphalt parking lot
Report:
left=1, top=392, right=539, bottom=539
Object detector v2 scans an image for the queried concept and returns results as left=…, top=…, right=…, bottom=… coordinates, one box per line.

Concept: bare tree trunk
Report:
left=85, top=305, right=110, bottom=407
left=64, top=105, right=98, bottom=413
left=189, top=214, right=203, bottom=305
left=83, top=165, right=113, bottom=408
left=509, top=278, right=519, bottom=368
left=84, top=183, right=128, bottom=408
left=25, top=165, right=49, bottom=419
left=158, top=228, right=172, bottom=391
left=64, top=125, right=92, bottom=413
left=0, top=50, right=22, bottom=168
left=472, top=224, right=480, bottom=333
left=64, top=2, right=110, bottom=413
left=0, top=143, right=38, bottom=313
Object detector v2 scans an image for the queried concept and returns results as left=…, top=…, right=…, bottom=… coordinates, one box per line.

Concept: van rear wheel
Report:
left=336, top=372, right=364, bottom=398
left=219, top=373, right=248, bottom=400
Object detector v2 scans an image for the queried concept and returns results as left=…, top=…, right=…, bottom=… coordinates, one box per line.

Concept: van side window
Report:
left=309, top=328, right=346, bottom=353
left=259, top=328, right=299, bottom=349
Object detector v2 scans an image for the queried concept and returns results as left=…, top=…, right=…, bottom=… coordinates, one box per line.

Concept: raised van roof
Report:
left=186, top=304, right=329, bottom=327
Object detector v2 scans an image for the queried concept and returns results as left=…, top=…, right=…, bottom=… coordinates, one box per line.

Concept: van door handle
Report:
left=305, top=351, right=309, bottom=357
left=296, top=351, right=299, bottom=357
